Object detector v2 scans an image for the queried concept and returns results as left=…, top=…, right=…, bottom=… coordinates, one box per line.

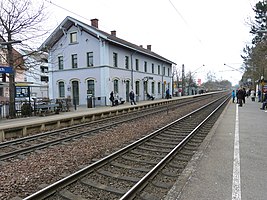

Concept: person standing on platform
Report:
left=260, top=92, right=267, bottom=110
left=237, top=88, right=244, bottom=107
left=258, top=89, right=262, bottom=102
left=251, top=90, right=256, bottom=101
left=242, top=88, right=246, bottom=104
left=232, top=90, right=236, bottom=103
left=109, top=91, right=115, bottom=106
left=129, top=90, right=136, bottom=105
left=166, top=88, right=170, bottom=99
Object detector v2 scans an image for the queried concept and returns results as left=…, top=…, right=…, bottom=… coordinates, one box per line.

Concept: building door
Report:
left=87, top=80, right=95, bottom=96
left=126, top=80, right=130, bottom=102
left=143, top=81, right=148, bottom=100
left=72, top=81, right=79, bottom=105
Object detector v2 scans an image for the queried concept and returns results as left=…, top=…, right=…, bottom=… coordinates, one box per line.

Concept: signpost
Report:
left=0, top=66, right=13, bottom=73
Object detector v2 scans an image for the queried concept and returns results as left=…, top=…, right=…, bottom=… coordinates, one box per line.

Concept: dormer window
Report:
left=70, top=32, right=77, bottom=43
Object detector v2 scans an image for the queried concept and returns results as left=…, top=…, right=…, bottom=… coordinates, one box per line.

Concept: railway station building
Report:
left=40, top=16, right=175, bottom=106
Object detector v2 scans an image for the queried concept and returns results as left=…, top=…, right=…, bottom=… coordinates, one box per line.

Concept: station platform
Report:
left=0, top=98, right=172, bottom=141
left=0, top=99, right=160, bottom=127
left=165, top=97, right=267, bottom=200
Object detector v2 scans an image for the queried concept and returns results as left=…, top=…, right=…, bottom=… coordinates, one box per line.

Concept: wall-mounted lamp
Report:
left=67, top=85, right=71, bottom=92
left=122, top=79, right=126, bottom=83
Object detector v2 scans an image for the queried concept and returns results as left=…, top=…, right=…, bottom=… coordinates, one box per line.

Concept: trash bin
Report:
left=87, top=96, right=93, bottom=108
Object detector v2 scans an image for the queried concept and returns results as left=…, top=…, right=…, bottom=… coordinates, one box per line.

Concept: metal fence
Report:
left=0, top=102, right=9, bottom=119
left=0, top=99, right=68, bottom=119
left=0, top=96, right=107, bottom=119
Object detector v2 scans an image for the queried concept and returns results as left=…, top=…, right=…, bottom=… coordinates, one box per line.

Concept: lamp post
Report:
left=0, top=40, right=22, bottom=118
left=181, top=64, right=185, bottom=96
left=190, top=64, right=205, bottom=95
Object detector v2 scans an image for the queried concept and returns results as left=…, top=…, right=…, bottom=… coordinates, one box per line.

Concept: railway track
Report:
left=23, top=94, right=230, bottom=200
left=0, top=93, right=223, bottom=163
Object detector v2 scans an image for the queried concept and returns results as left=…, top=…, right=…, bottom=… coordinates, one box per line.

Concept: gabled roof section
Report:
left=40, top=16, right=175, bottom=65
left=39, top=16, right=106, bottom=51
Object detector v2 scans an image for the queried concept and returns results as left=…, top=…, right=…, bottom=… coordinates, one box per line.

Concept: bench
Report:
left=36, top=103, right=60, bottom=116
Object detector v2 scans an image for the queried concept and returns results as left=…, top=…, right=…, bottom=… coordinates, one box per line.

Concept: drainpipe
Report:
left=161, top=62, right=165, bottom=99
left=130, top=51, right=137, bottom=90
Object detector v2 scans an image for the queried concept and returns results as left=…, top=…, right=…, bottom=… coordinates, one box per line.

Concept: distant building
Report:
left=0, top=35, right=25, bottom=101
left=19, top=50, right=49, bottom=98
left=40, top=16, right=175, bottom=106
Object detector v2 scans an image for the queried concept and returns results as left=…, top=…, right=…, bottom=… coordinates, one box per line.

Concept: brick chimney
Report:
left=91, top=18, right=99, bottom=28
left=147, top=45, right=151, bottom=51
left=111, top=30, right=116, bottom=36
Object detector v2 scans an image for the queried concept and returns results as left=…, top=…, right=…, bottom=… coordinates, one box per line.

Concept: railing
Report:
left=0, top=102, right=9, bottom=119
left=0, top=98, right=71, bottom=119
left=0, top=97, right=107, bottom=119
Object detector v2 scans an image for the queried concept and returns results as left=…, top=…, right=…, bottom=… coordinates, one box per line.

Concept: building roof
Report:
left=20, top=49, right=48, bottom=63
left=40, top=16, right=176, bottom=65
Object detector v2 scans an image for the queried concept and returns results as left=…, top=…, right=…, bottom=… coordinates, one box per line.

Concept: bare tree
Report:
left=206, top=71, right=216, bottom=82
left=0, top=0, right=47, bottom=118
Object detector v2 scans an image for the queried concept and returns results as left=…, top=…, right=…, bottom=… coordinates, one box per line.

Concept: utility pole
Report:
left=182, top=64, right=185, bottom=96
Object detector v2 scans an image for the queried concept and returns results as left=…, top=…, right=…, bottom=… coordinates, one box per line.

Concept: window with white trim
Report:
left=58, top=56, right=63, bottom=70
left=72, top=54, right=78, bottom=68
left=114, top=79, right=119, bottom=94
left=70, top=32, right=77, bottom=43
left=59, top=82, right=65, bottom=97
left=87, top=52, right=93, bottom=67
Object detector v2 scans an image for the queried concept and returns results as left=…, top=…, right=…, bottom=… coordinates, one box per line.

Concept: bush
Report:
left=21, top=103, right=33, bottom=117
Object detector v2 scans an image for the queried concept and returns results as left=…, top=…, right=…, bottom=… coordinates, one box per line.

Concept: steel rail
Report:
left=0, top=94, right=216, bottom=161
left=1, top=94, right=206, bottom=147
left=119, top=95, right=230, bottom=199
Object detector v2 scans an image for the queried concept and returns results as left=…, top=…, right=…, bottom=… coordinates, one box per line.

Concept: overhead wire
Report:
left=168, top=0, right=202, bottom=44
left=45, top=0, right=90, bottom=22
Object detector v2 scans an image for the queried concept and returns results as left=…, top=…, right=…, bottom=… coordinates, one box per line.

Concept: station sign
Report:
left=0, top=66, right=13, bottom=73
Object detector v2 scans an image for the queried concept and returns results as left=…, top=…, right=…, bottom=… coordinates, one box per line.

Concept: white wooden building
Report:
left=40, top=16, right=175, bottom=106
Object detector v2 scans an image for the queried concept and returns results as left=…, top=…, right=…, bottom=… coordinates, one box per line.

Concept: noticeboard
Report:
left=15, top=86, right=30, bottom=98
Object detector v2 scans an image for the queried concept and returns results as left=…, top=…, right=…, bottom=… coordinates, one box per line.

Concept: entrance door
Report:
left=72, top=81, right=79, bottom=105
left=143, top=81, right=148, bottom=100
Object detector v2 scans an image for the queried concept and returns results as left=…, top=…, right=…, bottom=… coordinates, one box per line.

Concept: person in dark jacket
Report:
left=109, top=91, right=115, bottom=106
left=260, top=92, right=267, bottom=110
left=258, top=89, right=262, bottom=102
left=166, top=88, right=170, bottom=99
left=237, top=88, right=244, bottom=107
left=129, top=90, right=136, bottom=105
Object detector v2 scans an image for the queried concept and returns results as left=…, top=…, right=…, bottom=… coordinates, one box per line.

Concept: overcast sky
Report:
left=43, top=0, right=258, bottom=85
